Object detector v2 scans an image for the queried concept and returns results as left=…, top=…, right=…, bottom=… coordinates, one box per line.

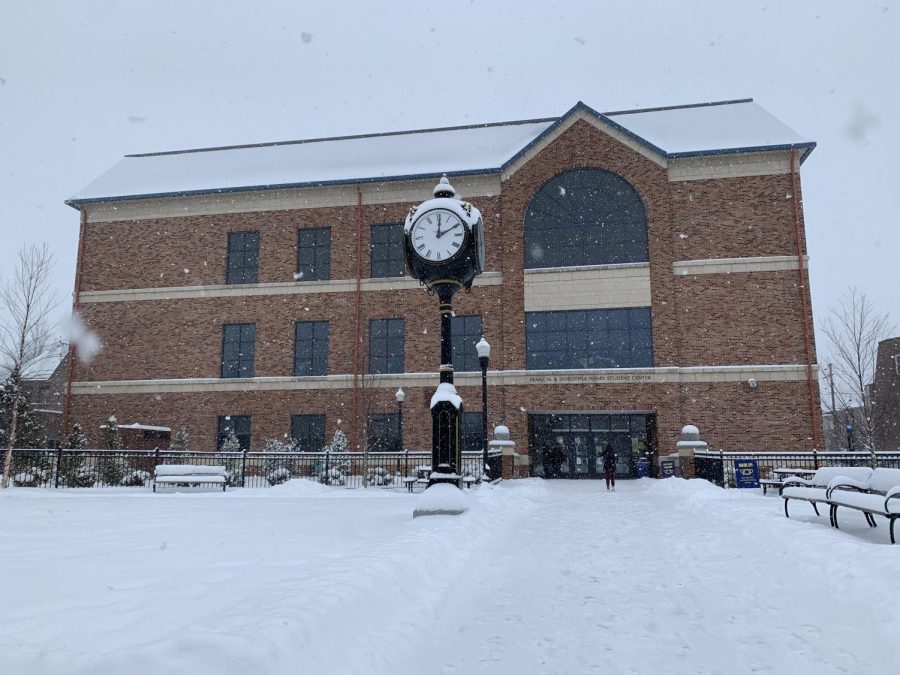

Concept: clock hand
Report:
left=436, top=223, right=460, bottom=238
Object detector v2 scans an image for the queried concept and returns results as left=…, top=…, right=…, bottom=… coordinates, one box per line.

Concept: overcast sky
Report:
left=1, top=0, right=897, bottom=365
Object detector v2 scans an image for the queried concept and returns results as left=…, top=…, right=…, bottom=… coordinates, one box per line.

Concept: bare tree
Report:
left=820, top=288, right=895, bottom=463
left=1, top=243, right=60, bottom=488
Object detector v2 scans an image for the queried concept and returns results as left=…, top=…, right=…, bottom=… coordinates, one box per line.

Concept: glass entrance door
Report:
left=530, top=412, right=657, bottom=479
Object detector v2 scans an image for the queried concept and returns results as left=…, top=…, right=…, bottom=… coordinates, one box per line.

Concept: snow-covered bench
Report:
left=780, top=467, right=872, bottom=519
left=826, top=468, right=900, bottom=544
left=153, top=464, right=227, bottom=493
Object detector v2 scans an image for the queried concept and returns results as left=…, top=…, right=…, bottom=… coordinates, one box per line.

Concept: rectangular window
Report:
left=367, top=413, right=400, bottom=453
left=370, top=223, right=406, bottom=278
left=369, top=318, right=404, bottom=374
left=291, top=414, right=326, bottom=452
left=297, top=227, right=331, bottom=281
left=451, top=315, right=483, bottom=372
left=525, top=308, right=653, bottom=370
left=461, top=411, right=483, bottom=453
left=226, top=231, right=259, bottom=284
left=294, top=321, right=329, bottom=376
left=894, top=354, right=900, bottom=376
left=217, top=415, right=251, bottom=450
left=221, top=323, right=256, bottom=378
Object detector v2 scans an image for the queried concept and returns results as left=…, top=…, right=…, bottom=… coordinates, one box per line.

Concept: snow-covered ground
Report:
left=1, top=479, right=897, bottom=674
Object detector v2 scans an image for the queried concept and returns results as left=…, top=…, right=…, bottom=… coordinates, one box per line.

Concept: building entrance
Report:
left=529, top=412, right=657, bottom=479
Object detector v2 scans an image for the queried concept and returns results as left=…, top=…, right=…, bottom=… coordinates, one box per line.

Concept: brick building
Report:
left=872, top=337, right=900, bottom=450
left=64, top=99, right=822, bottom=478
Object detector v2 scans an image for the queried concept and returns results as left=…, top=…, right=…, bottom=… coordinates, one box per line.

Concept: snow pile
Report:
left=413, top=483, right=469, bottom=517
left=268, top=477, right=333, bottom=495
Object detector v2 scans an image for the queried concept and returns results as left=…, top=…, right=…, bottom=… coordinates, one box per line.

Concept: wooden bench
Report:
left=781, top=467, right=872, bottom=518
left=153, top=464, right=227, bottom=493
left=827, top=468, right=900, bottom=544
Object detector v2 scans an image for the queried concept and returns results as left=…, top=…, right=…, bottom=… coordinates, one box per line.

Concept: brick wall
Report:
left=69, top=116, right=821, bottom=459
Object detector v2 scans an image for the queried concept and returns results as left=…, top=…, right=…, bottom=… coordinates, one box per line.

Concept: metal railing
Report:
left=5, top=448, right=503, bottom=490
left=694, top=449, right=900, bottom=487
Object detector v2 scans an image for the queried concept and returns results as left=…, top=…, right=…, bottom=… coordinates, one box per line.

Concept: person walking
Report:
left=602, top=442, right=617, bottom=491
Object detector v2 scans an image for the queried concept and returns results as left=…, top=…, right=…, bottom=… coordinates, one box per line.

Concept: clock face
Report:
left=410, top=209, right=466, bottom=262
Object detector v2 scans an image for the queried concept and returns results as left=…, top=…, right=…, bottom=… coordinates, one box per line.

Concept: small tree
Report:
left=820, top=288, right=896, bottom=463
left=171, top=426, right=189, bottom=451
left=102, top=415, right=122, bottom=450
left=220, top=430, right=242, bottom=453
left=63, top=422, right=88, bottom=450
left=328, top=429, right=349, bottom=453
left=263, top=437, right=292, bottom=485
left=0, top=369, right=46, bottom=450
left=1, top=244, right=60, bottom=488
left=58, top=422, right=89, bottom=487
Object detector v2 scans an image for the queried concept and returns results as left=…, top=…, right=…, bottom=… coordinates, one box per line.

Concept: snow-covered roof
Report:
left=103, top=423, right=172, bottom=432
left=604, top=100, right=813, bottom=158
left=67, top=99, right=815, bottom=206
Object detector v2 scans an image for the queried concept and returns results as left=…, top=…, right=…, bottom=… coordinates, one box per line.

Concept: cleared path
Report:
left=396, top=480, right=899, bottom=675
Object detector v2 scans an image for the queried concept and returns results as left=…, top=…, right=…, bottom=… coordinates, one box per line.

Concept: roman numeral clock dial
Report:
left=411, top=209, right=465, bottom=262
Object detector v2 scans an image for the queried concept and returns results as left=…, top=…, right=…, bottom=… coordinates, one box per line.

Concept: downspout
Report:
left=352, top=185, right=363, bottom=451
left=790, top=148, right=822, bottom=449
left=62, top=207, right=88, bottom=440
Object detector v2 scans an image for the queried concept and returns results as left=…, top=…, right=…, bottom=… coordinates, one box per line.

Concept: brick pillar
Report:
left=676, top=424, right=707, bottom=479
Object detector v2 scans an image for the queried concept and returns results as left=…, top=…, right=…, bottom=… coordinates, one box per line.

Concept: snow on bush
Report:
left=263, top=438, right=296, bottom=485
left=366, top=466, right=397, bottom=487
left=267, top=467, right=292, bottom=486
left=12, top=467, right=47, bottom=487
left=121, top=469, right=151, bottom=487
left=98, top=455, right=127, bottom=486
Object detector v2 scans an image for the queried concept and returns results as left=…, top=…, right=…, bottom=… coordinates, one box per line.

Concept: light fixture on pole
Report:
left=395, top=387, right=405, bottom=453
left=476, top=337, right=491, bottom=480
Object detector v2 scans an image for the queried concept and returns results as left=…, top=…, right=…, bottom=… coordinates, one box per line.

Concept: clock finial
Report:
left=433, top=174, right=456, bottom=198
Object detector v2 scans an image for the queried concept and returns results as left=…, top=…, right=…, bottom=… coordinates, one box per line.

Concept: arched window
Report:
left=524, top=168, right=648, bottom=269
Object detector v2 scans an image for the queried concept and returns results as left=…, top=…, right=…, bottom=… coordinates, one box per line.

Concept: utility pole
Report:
left=827, top=363, right=837, bottom=450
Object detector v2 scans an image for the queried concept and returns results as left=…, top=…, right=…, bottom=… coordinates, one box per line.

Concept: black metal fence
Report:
left=5, top=448, right=503, bottom=490
left=694, top=450, right=900, bottom=487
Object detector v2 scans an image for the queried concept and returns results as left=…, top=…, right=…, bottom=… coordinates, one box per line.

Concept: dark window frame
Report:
left=221, top=323, right=256, bottom=378
left=524, top=168, right=648, bottom=270
left=226, top=231, right=260, bottom=284
left=461, top=411, right=483, bottom=453
left=370, top=222, right=406, bottom=278
left=296, top=227, right=332, bottom=282
left=368, top=318, right=405, bottom=374
left=366, top=413, right=400, bottom=453
left=217, top=415, right=252, bottom=450
left=290, top=414, right=326, bottom=452
left=451, top=315, right=483, bottom=372
left=525, top=308, right=653, bottom=370
left=294, top=321, right=329, bottom=376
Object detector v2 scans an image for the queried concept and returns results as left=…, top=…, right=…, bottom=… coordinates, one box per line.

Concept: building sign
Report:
left=733, top=459, right=760, bottom=488
left=524, top=373, right=654, bottom=385
left=660, top=460, right=676, bottom=478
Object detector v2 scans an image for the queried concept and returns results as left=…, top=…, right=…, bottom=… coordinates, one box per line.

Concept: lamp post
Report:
left=395, top=387, right=405, bottom=453
left=476, top=337, right=491, bottom=480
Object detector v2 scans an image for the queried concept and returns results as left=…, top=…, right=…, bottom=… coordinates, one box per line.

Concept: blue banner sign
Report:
left=733, top=459, right=760, bottom=488
left=660, top=460, right=676, bottom=478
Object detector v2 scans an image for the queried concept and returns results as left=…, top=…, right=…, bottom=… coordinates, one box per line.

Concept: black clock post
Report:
left=403, top=176, right=486, bottom=494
